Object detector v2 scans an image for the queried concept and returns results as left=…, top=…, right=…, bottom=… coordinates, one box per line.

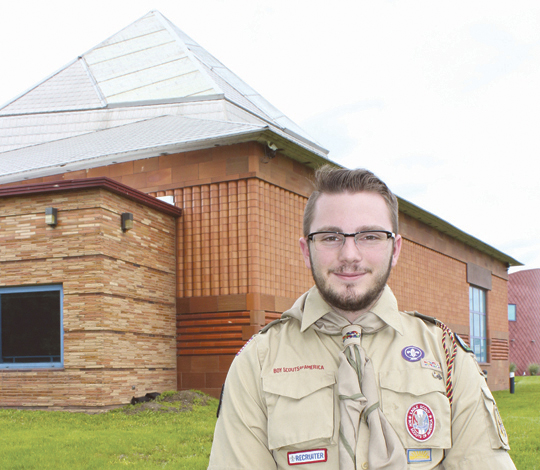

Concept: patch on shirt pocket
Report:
left=481, top=384, right=510, bottom=450
left=379, top=368, right=451, bottom=451
left=263, top=370, right=336, bottom=450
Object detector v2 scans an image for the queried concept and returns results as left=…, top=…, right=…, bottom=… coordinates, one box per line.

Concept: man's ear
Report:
left=391, top=234, right=402, bottom=268
left=299, top=237, right=312, bottom=269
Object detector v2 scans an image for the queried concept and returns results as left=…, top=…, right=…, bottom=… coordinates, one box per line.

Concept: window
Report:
left=0, top=285, right=63, bottom=368
left=156, top=195, right=175, bottom=205
left=508, top=304, right=516, bottom=322
left=469, top=286, right=487, bottom=363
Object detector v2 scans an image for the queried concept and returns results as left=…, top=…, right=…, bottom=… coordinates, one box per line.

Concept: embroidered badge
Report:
left=401, top=346, right=425, bottom=362
left=406, top=403, right=435, bottom=442
left=420, top=359, right=441, bottom=371
left=494, top=407, right=509, bottom=444
left=407, top=449, right=432, bottom=463
left=287, top=449, right=328, bottom=465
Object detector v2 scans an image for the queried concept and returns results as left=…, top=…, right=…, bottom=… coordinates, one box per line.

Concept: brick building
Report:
left=0, top=11, right=520, bottom=408
left=508, top=269, right=540, bottom=375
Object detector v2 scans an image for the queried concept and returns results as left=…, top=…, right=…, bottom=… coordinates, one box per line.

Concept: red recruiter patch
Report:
left=288, top=449, right=327, bottom=465
left=405, top=403, right=435, bottom=442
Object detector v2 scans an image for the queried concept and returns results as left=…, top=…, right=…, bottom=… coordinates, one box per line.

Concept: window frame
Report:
left=0, top=284, right=64, bottom=369
left=508, top=304, right=517, bottom=322
left=469, top=285, right=487, bottom=363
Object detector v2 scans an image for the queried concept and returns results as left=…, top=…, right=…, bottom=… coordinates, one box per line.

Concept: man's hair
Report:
left=303, top=165, right=399, bottom=236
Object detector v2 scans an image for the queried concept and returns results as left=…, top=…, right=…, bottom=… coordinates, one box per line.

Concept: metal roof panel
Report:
left=0, top=60, right=103, bottom=115
left=0, top=114, right=265, bottom=179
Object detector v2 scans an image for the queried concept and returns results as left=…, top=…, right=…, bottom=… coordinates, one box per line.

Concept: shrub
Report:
left=509, top=362, right=517, bottom=373
left=528, top=363, right=540, bottom=376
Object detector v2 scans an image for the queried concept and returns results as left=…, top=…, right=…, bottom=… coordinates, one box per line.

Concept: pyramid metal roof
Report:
left=0, top=11, right=522, bottom=268
left=0, top=10, right=330, bottom=183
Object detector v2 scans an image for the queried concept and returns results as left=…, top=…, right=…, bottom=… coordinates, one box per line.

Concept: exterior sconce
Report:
left=45, top=207, right=58, bottom=227
left=121, top=213, right=133, bottom=232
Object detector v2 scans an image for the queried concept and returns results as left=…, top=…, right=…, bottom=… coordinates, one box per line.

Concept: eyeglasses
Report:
left=307, top=231, right=395, bottom=251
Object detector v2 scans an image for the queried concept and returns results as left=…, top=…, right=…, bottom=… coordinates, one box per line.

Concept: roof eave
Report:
left=398, top=197, right=523, bottom=268
left=0, top=127, right=332, bottom=186
left=0, top=177, right=183, bottom=217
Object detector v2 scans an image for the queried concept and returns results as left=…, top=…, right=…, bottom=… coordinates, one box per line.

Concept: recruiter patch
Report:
left=287, top=449, right=327, bottom=465
left=401, top=345, right=425, bottom=362
left=406, top=403, right=435, bottom=442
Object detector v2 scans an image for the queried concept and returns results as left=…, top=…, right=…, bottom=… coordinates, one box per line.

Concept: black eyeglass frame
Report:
left=307, top=230, right=396, bottom=244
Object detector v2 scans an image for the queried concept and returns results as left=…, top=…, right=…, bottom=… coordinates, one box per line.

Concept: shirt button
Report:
left=361, top=463, right=368, bottom=469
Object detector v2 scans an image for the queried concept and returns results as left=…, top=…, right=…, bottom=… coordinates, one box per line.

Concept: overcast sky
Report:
left=1, top=0, right=538, bottom=273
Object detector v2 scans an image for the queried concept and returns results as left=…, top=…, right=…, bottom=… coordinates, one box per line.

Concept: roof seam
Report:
left=87, top=38, right=178, bottom=66
left=79, top=57, right=108, bottom=107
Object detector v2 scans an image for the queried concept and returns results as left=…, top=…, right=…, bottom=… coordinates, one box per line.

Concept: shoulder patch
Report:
left=455, top=333, right=473, bottom=353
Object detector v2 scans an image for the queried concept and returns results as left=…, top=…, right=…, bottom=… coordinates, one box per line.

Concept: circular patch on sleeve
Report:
left=405, top=403, right=435, bottom=442
left=401, top=345, right=425, bottom=362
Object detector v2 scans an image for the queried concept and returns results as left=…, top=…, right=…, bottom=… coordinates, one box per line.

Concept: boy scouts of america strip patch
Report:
left=287, top=449, right=327, bottom=465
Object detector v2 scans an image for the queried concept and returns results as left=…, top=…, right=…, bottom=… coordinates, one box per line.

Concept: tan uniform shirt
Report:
left=208, top=286, right=515, bottom=469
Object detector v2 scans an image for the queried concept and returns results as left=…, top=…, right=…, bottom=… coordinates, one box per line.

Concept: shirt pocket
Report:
left=481, top=384, right=510, bottom=450
left=379, top=368, right=452, bottom=450
left=262, top=370, right=336, bottom=450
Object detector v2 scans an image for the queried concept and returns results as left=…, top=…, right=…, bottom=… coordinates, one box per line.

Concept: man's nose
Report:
left=338, top=236, right=362, bottom=261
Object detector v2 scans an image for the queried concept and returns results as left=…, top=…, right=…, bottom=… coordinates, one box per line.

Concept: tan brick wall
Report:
left=0, top=187, right=178, bottom=408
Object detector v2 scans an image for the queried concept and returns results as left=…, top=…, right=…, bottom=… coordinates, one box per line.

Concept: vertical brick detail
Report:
left=167, top=179, right=311, bottom=298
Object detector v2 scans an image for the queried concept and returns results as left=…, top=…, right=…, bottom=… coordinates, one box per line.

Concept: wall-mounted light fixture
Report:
left=45, top=207, right=58, bottom=227
left=121, top=212, right=134, bottom=232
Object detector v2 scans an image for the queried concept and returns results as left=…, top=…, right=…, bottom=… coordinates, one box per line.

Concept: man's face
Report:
left=299, top=191, right=402, bottom=316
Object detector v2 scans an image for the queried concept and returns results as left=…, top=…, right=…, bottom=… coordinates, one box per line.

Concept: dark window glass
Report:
left=0, top=288, right=62, bottom=365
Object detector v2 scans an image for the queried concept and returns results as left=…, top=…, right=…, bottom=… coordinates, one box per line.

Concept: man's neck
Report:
left=328, top=288, right=387, bottom=324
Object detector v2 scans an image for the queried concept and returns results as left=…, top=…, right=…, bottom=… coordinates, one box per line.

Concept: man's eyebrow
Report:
left=313, top=226, right=342, bottom=232
left=313, top=225, right=389, bottom=233
left=356, top=225, right=389, bottom=232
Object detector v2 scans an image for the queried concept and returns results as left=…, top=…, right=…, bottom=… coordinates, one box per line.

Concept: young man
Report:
left=208, top=166, right=515, bottom=469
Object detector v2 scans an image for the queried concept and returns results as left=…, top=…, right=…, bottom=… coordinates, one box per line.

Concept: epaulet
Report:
left=258, top=317, right=290, bottom=334
left=235, top=318, right=290, bottom=357
left=455, top=333, right=474, bottom=353
left=404, top=310, right=438, bottom=325
left=406, top=311, right=473, bottom=354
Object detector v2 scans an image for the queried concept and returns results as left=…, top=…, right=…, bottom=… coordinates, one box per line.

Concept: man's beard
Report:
left=310, top=254, right=393, bottom=313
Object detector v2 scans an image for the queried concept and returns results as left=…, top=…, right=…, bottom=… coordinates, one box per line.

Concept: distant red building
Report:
left=508, top=269, right=540, bottom=375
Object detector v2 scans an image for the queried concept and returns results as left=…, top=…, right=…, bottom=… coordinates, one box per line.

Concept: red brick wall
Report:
left=508, top=269, right=540, bottom=376
left=0, top=187, right=178, bottom=408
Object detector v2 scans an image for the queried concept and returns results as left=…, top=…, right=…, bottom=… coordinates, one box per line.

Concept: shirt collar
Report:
left=299, top=285, right=404, bottom=336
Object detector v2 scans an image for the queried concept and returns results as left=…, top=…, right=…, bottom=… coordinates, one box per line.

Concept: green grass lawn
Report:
left=0, top=379, right=537, bottom=469
left=493, top=375, right=540, bottom=470
left=0, top=391, right=219, bottom=469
